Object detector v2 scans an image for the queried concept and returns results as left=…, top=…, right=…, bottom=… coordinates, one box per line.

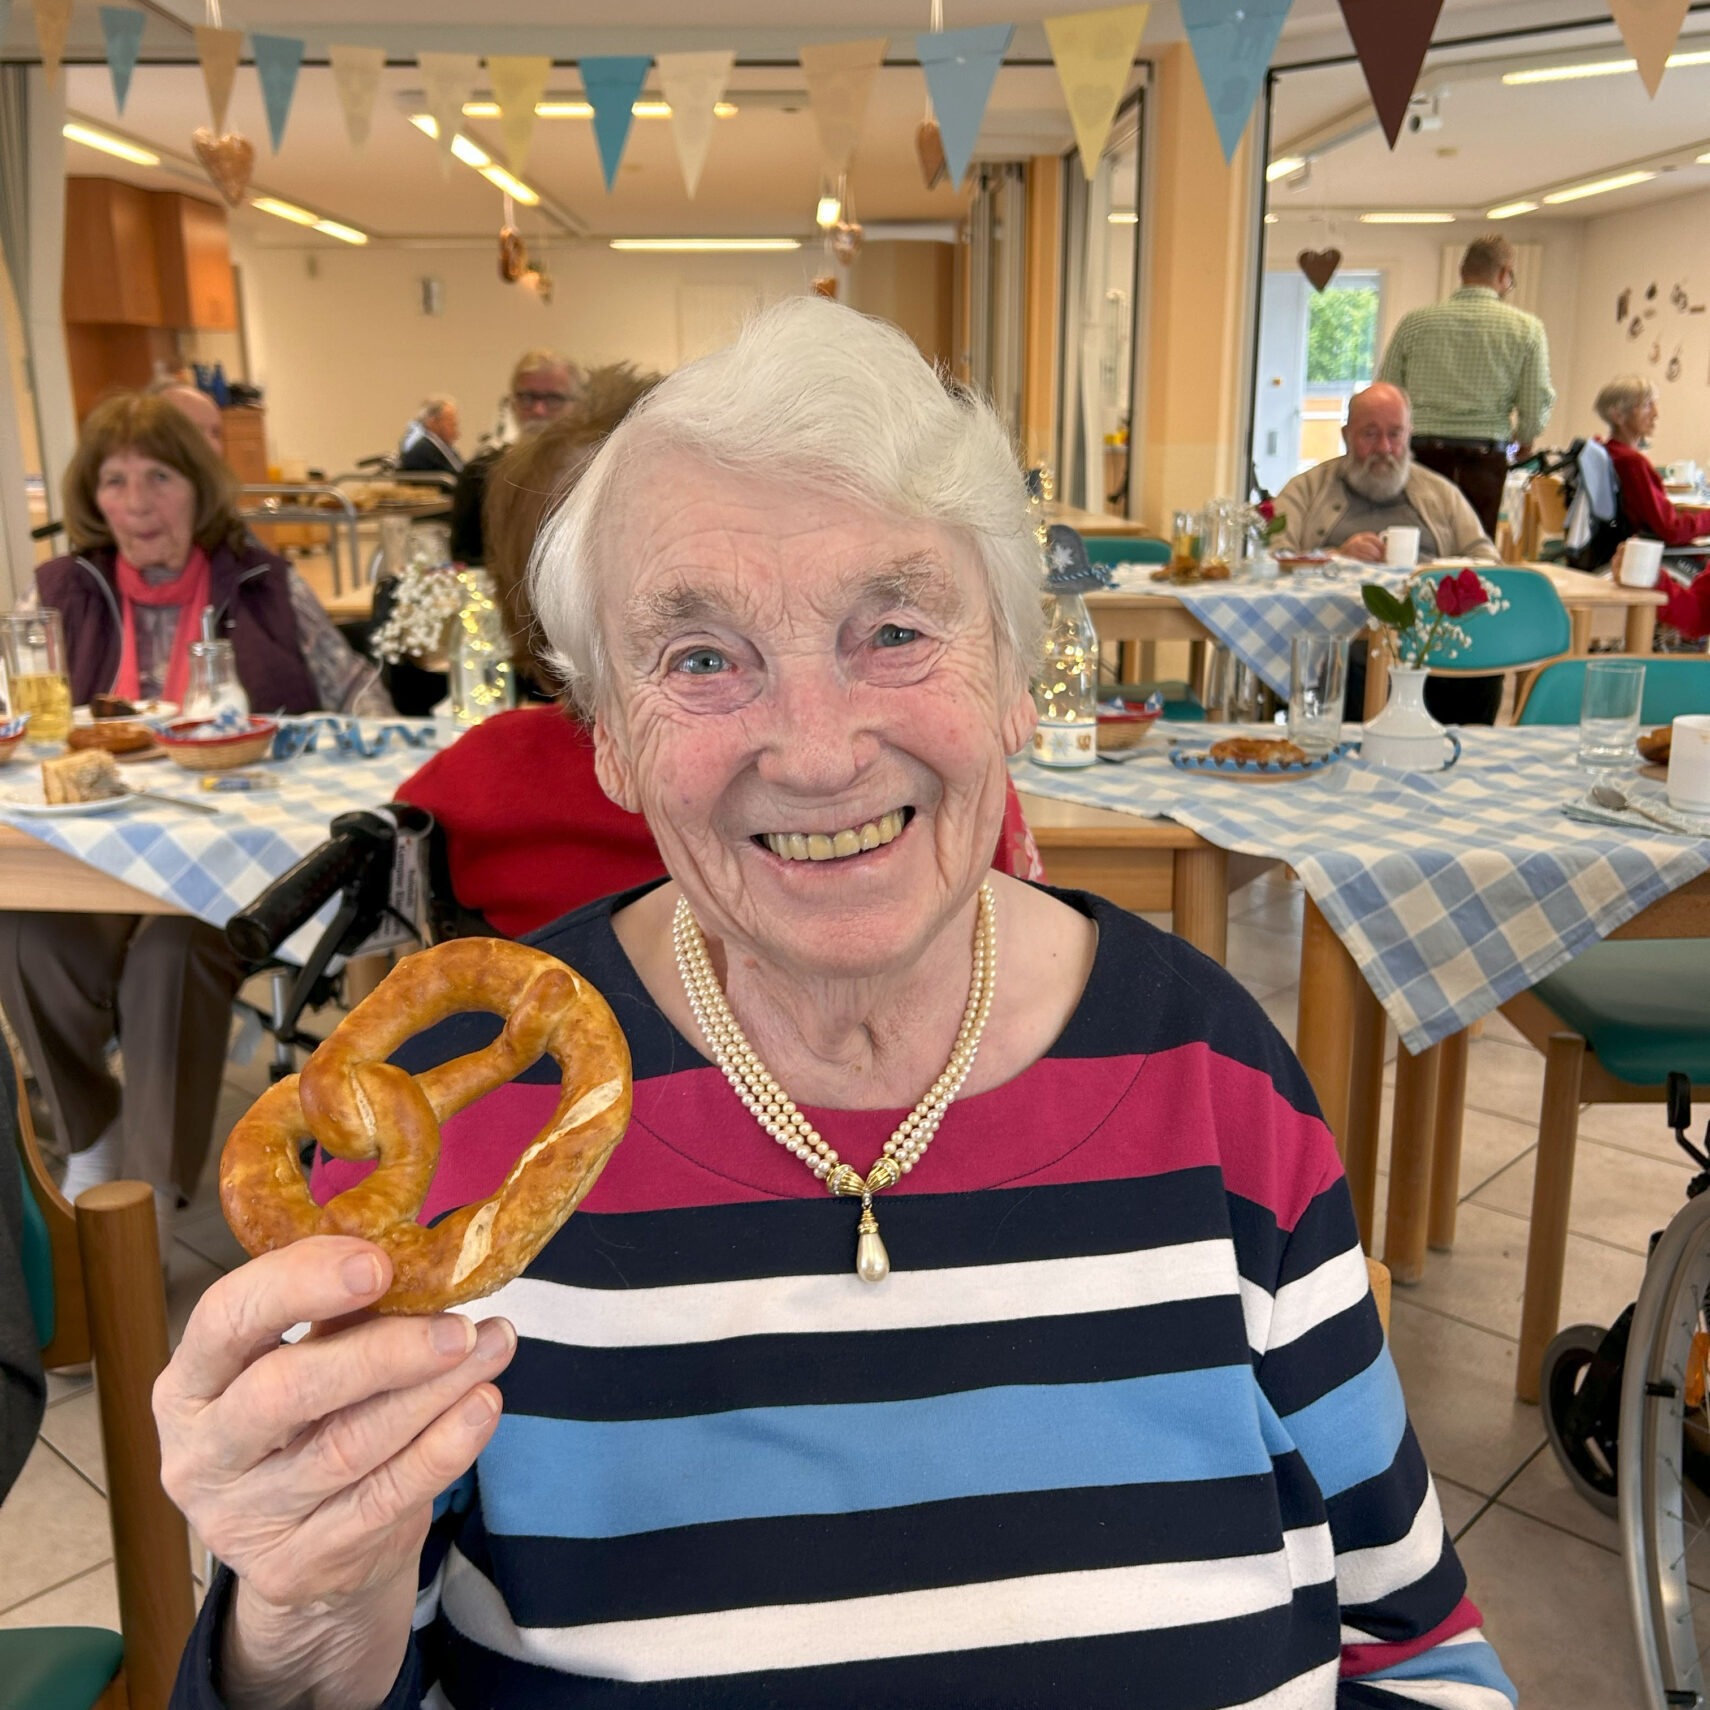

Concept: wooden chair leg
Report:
left=1170, top=843, right=1228, bottom=966
left=1428, top=1028, right=1472, bottom=1251
left=1384, top=1039, right=1442, bottom=1284
left=1344, top=982, right=1387, bottom=1252
left=1517, top=1033, right=1586, bottom=1405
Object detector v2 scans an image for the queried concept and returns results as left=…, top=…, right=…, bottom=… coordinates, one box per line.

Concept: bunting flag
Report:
left=418, top=51, right=480, bottom=176
left=329, top=45, right=386, bottom=152
left=1178, top=0, right=1293, bottom=163
left=581, top=55, right=651, bottom=191
left=656, top=49, right=734, bottom=198
left=1338, top=0, right=1443, bottom=148
left=798, top=38, right=887, bottom=174
left=918, top=24, right=1012, bottom=189
left=1609, top=0, right=1691, bottom=95
left=98, top=7, right=147, bottom=112
left=253, top=33, right=305, bottom=153
left=488, top=55, right=552, bottom=173
left=34, top=0, right=72, bottom=87
left=1043, top=5, right=1150, bottom=180
left=195, top=24, right=245, bottom=133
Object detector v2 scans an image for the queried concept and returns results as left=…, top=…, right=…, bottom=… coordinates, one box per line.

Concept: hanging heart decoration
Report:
left=192, top=127, right=256, bottom=206
left=523, top=267, right=554, bottom=305
left=830, top=220, right=864, bottom=265
left=916, top=118, right=947, bottom=189
left=499, top=226, right=528, bottom=283
left=1298, top=248, right=1342, bottom=293
left=812, top=274, right=839, bottom=299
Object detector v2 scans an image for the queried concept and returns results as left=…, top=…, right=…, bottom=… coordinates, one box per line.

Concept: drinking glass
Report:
left=183, top=639, right=250, bottom=721
left=1287, top=635, right=1348, bottom=754
left=1, top=609, right=71, bottom=741
left=1577, top=658, right=1646, bottom=771
left=1170, top=509, right=1202, bottom=575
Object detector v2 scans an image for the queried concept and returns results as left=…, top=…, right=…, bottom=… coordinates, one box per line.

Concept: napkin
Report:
left=1561, top=792, right=1710, bottom=838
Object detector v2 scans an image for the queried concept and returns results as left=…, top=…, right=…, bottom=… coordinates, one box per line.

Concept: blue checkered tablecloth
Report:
left=0, top=725, right=435, bottom=949
left=1100, top=562, right=1413, bottom=696
left=1014, top=725, right=1710, bottom=1053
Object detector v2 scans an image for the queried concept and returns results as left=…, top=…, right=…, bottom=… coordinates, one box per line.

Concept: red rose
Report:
left=1435, top=568, right=1488, bottom=618
left=1257, top=499, right=1276, bottom=521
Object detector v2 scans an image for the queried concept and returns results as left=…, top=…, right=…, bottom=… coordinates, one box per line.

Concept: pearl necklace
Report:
left=672, top=882, right=997, bottom=1282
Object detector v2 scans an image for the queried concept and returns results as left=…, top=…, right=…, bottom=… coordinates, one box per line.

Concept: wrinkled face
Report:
left=591, top=456, right=1035, bottom=982
left=430, top=405, right=460, bottom=445
left=512, top=365, right=575, bottom=432
left=95, top=449, right=197, bottom=572
left=1343, top=396, right=1412, bottom=502
left=1621, top=394, right=1659, bottom=442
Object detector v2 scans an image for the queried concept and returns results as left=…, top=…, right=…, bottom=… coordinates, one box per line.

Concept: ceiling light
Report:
left=1266, top=156, right=1305, bottom=183
left=410, top=114, right=542, bottom=205
left=460, top=99, right=738, bottom=119
left=62, top=122, right=158, bottom=166
left=1107, top=210, right=1138, bottom=224
left=1359, top=212, right=1456, bottom=224
left=312, top=219, right=368, bottom=245
left=816, top=195, right=842, bottom=227
left=1543, top=170, right=1656, bottom=204
left=480, top=166, right=540, bottom=206
left=1697, top=151, right=1710, bottom=164
left=609, top=237, right=802, bottom=252
left=1486, top=200, right=1538, bottom=219
left=1264, top=213, right=1278, bottom=224
left=1503, top=47, right=1710, bottom=85
left=252, top=196, right=319, bottom=226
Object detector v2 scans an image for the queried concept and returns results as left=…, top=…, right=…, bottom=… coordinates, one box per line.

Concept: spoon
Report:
left=1588, top=779, right=1689, bottom=831
left=120, top=784, right=223, bottom=815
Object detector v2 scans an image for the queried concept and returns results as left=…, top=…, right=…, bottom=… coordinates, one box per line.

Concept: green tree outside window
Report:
left=1306, top=287, right=1378, bottom=384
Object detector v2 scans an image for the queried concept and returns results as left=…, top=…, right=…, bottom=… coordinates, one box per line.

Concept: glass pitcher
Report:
left=183, top=639, right=250, bottom=721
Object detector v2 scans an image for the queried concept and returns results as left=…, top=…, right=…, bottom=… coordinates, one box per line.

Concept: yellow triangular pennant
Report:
left=1044, top=5, right=1150, bottom=180
left=487, top=54, right=552, bottom=174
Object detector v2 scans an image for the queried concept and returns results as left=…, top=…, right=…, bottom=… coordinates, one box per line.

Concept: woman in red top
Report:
left=1596, top=374, right=1710, bottom=638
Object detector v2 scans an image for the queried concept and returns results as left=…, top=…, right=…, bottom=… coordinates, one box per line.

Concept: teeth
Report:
left=764, top=809, right=905, bottom=862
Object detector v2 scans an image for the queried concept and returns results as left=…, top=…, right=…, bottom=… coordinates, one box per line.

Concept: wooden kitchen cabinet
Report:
left=152, top=192, right=237, bottom=330
left=63, top=178, right=163, bottom=326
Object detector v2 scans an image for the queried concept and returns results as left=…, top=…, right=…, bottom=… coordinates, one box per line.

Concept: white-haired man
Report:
left=399, top=395, right=463, bottom=476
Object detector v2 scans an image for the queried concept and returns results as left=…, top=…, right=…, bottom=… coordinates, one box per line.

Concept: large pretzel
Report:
left=220, top=939, right=632, bottom=1314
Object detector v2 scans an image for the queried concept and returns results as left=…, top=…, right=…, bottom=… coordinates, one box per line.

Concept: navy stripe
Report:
left=1324, top=1424, right=1433, bottom=1553
left=1276, top=1185, right=1361, bottom=1289
left=502, top=1294, right=1249, bottom=1420
left=430, top=1584, right=1342, bottom=1710
left=463, top=1476, right=1297, bottom=1625
left=1342, top=1539, right=1466, bottom=1643
left=1260, top=1299, right=1387, bottom=1416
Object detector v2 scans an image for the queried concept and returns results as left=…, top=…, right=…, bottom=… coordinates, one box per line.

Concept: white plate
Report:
left=71, top=700, right=178, bottom=726
left=0, top=780, right=129, bottom=816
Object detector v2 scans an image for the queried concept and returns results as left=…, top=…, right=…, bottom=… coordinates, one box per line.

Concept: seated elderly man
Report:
left=399, top=395, right=463, bottom=476
left=1273, top=382, right=1499, bottom=565
left=155, top=301, right=1513, bottom=1710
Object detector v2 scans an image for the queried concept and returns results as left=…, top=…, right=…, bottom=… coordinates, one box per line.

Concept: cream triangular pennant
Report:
left=418, top=51, right=480, bottom=177
left=329, top=44, right=386, bottom=152
left=1043, top=6, right=1150, bottom=181
left=656, top=49, right=734, bottom=199
left=35, top=0, right=72, bottom=87
left=487, top=54, right=551, bottom=173
left=195, top=24, right=244, bottom=133
left=798, top=38, right=888, bottom=174
left=1609, top=0, right=1692, bottom=95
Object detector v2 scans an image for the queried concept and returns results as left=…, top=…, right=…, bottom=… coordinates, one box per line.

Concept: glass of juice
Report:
left=1, top=609, right=72, bottom=743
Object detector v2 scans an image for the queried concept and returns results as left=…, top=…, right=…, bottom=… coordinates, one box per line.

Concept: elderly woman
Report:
left=1596, top=375, right=1710, bottom=638
left=0, top=393, right=377, bottom=1248
left=155, top=302, right=1512, bottom=1710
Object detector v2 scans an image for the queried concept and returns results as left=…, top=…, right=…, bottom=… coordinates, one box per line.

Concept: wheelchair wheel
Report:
left=1541, top=1322, right=1620, bottom=1518
left=1620, top=1190, right=1710, bottom=1710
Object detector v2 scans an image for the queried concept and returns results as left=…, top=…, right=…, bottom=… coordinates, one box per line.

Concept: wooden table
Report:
left=1531, top=562, right=1665, bottom=654
left=1047, top=504, right=1158, bottom=539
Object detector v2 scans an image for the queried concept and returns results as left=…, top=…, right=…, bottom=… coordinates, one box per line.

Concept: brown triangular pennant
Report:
left=1337, top=0, right=1444, bottom=149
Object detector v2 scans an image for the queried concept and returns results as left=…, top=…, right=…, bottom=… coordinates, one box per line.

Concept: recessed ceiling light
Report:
left=1486, top=200, right=1539, bottom=219
left=1107, top=210, right=1138, bottom=224
left=312, top=219, right=368, bottom=246
left=1359, top=212, right=1456, bottom=224
left=62, top=122, right=158, bottom=166
left=816, top=195, right=842, bottom=228
left=410, top=114, right=541, bottom=205
left=1265, top=156, right=1305, bottom=183
left=609, top=238, right=802, bottom=252
left=460, top=99, right=737, bottom=119
left=1504, top=47, right=1710, bottom=85
left=1542, top=170, right=1657, bottom=204
left=251, top=196, right=319, bottom=226
left=1263, top=213, right=1278, bottom=224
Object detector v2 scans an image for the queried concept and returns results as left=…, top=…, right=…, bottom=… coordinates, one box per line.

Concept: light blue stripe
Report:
left=1365, top=1635, right=1518, bottom=1703
left=480, top=1368, right=1273, bottom=1540
left=1279, top=1347, right=1408, bottom=1499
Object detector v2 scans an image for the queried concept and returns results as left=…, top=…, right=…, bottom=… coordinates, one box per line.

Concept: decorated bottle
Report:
left=1031, top=524, right=1107, bottom=769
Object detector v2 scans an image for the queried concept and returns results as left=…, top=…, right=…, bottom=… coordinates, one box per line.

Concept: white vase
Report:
left=1361, top=666, right=1462, bottom=772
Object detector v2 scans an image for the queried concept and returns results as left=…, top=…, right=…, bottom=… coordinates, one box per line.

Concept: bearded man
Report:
left=1271, top=383, right=1498, bottom=565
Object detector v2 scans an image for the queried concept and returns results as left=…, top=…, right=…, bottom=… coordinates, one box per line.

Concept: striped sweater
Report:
left=177, top=886, right=1515, bottom=1709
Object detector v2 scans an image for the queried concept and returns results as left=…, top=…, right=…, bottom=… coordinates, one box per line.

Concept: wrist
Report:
left=221, top=1574, right=416, bottom=1710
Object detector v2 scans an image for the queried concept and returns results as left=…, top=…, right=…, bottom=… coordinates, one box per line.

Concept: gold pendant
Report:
left=829, top=1162, right=900, bottom=1282
left=855, top=1198, right=890, bottom=1283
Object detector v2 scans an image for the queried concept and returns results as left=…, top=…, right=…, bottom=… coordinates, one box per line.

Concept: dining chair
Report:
left=1423, top=566, right=1572, bottom=705
left=3, top=1035, right=195, bottom=1710
left=1079, top=534, right=1171, bottom=568
left=1513, top=655, right=1710, bottom=725
left=1497, top=939, right=1710, bottom=1404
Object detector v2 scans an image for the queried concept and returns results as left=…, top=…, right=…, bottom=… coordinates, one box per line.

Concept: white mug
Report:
left=1619, top=537, right=1665, bottom=589
left=1382, top=525, right=1420, bottom=568
left=1667, top=714, right=1710, bottom=814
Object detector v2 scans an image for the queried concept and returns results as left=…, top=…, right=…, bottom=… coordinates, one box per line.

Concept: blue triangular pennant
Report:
left=581, top=55, right=651, bottom=191
left=99, top=8, right=145, bottom=112
left=252, top=33, right=306, bottom=154
left=1178, top=0, right=1293, bottom=163
left=918, top=24, right=1013, bottom=189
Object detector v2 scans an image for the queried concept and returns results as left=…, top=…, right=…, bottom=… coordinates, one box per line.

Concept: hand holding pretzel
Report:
left=221, top=938, right=632, bottom=1314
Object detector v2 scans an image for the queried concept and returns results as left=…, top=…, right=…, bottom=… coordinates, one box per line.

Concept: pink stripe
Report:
left=309, top=1043, right=1336, bottom=1231
left=1340, top=1596, right=1485, bottom=1679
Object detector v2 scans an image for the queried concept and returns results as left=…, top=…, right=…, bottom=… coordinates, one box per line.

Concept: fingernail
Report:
left=475, top=1318, right=514, bottom=1363
left=431, top=1314, right=476, bottom=1357
left=342, top=1254, right=382, bottom=1296
left=462, top=1389, right=497, bottom=1428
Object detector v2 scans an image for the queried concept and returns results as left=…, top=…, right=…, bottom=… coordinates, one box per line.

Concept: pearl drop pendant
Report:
left=855, top=1201, right=890, bottom=1283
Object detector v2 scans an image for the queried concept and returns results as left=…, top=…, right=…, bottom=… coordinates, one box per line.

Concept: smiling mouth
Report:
left=757, top=807, right=911, bottom=863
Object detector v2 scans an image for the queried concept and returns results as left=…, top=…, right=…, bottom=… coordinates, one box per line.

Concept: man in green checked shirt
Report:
left=1377, top=232, right=1556, bottom=535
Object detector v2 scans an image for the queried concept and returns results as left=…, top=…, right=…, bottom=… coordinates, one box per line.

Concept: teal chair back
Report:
left=1518, top=656, right=1710, bottom=726
left=1082, top=534, right=1171, bottom=568
left=1427, top=567, right=1571, bottom=673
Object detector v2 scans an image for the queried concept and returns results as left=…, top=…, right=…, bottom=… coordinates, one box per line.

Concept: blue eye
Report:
left=672, top=647, right=728, bottom=676
left=875, top=624, right=918, bottom=648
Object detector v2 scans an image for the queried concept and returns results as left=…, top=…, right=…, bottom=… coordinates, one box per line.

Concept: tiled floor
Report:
left=0, top=874, right=1691, bottom=1704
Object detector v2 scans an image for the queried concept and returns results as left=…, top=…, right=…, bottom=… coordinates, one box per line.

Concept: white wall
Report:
left=229, top=233, right=819, bottom=474
left=1565, top=187, right=1710, bottom=466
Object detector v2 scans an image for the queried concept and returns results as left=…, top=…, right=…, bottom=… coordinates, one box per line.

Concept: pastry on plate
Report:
left=69, top=721, right=155, bottom=755
left=41, top=749, right=125, bottom=803
left=1206, top=736, right=1309, bottom=766
left=1637, top=725, right=1672, bottom=764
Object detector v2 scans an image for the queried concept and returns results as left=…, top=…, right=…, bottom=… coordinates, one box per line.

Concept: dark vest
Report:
left=36, top=542, right=320, bottom=715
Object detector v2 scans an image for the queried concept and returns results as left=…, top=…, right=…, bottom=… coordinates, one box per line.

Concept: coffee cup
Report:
left=1382, top=525, right=1420, bottom=568
left=1618, top=537, right=1665, bottom=589
left=1666, top=714, right=1710, bottom=814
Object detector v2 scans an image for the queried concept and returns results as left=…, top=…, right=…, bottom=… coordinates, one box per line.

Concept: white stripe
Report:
left=1268, top=1247, right=1372, bottom=1351
left=441, top=1531, right=1331, bottom=1682
left=412, top=1557, right=446, bottom=1631
left=1284, top=1522, right=1337, bottom=1589
left=453, top=1240, right=1240, bottom=1347
left=1222, top=1661, right=1339, bottom=1708
left=419, top=1685, right=452, bottom=1710
left=1362, top=1681, right=1513, bottom=1709
left=1336, top=1481, right=1446, bottom=1607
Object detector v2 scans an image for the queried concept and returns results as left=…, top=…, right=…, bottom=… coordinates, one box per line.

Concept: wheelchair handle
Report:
left=225, top=810, right=398, bottom=963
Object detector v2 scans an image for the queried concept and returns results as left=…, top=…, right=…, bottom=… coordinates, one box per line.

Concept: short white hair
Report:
left=418, top=394, right=457, bottom=422
left=1594, top=375, right=1656, bottom=429
left=528, top=296, right=1045, bottom=715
